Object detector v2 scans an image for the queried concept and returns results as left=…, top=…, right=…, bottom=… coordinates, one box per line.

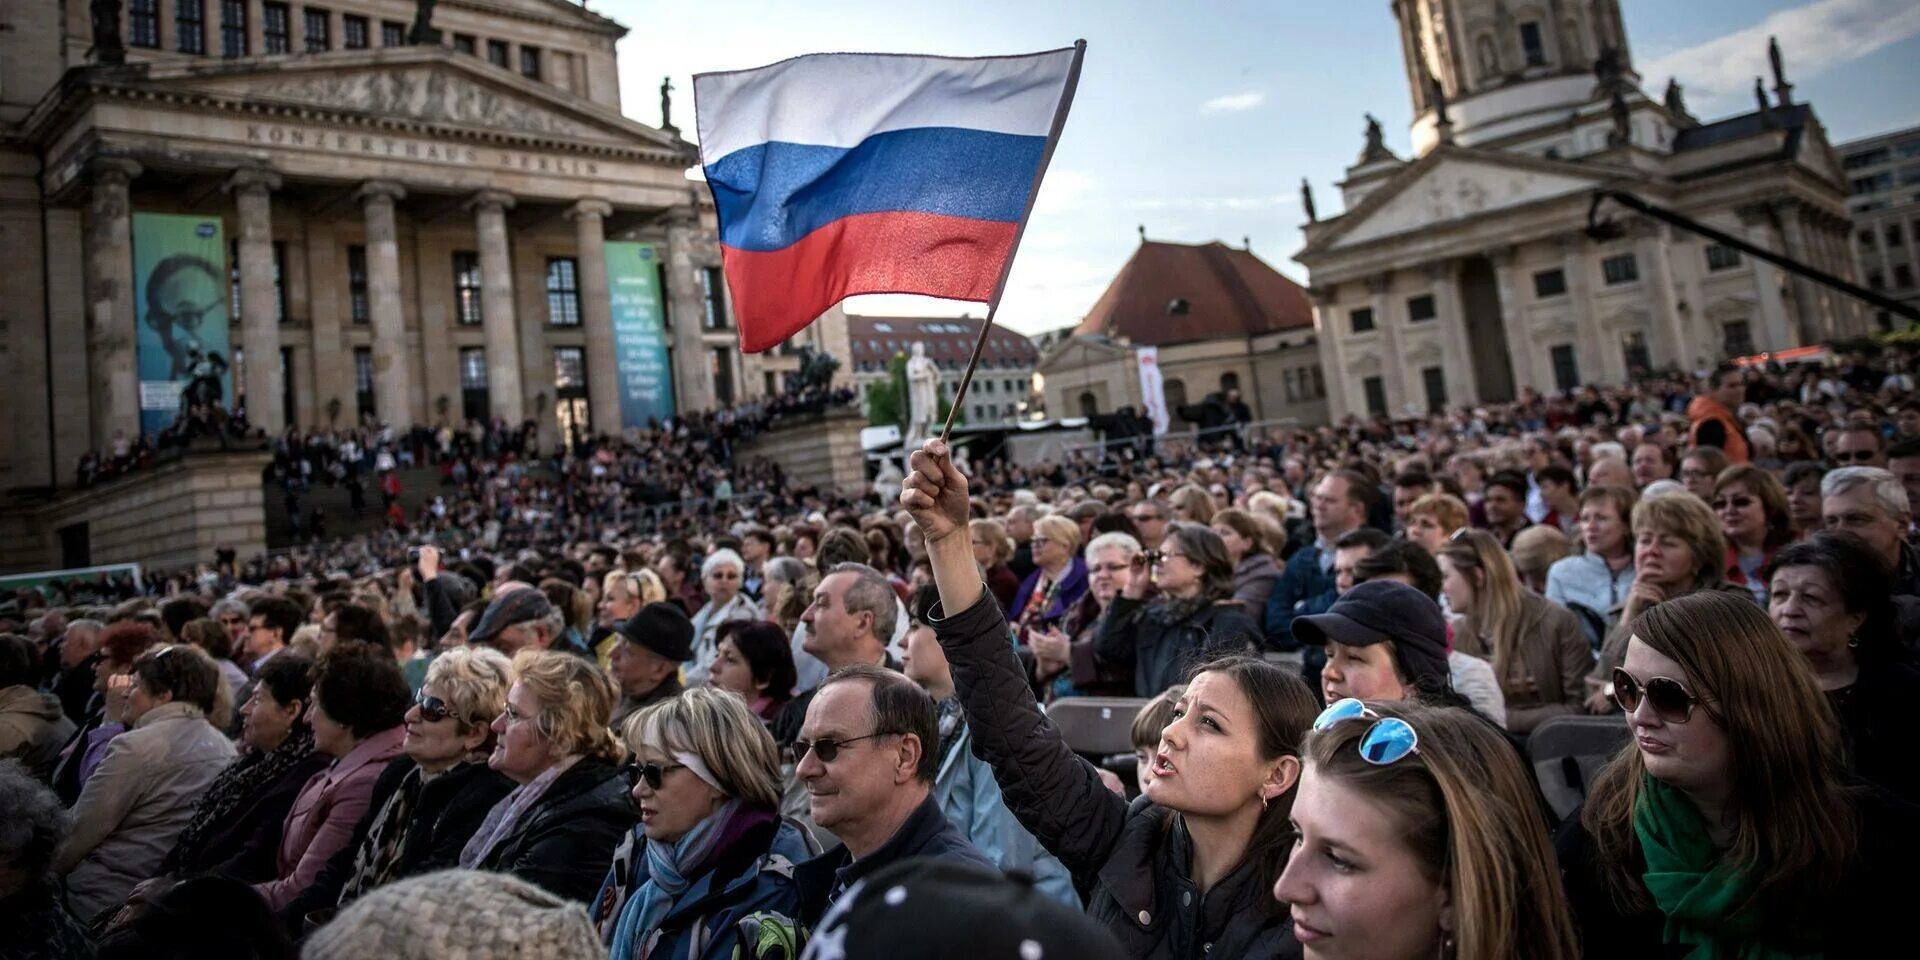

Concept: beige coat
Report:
left=0, top=684, right=75, bottom=782
left=1456, top=590, right=1592, bottom=734
left=53, top=701, right=235, bottom=921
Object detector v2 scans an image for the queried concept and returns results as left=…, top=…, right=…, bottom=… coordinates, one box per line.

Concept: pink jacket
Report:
left=253, top=725, right=405, bottom=911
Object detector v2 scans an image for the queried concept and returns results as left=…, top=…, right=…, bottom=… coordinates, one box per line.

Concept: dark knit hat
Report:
left=466, top=587, right=552, bottom=648
left=799, top=858, right=1120, bottom=960
left=1293, top=579, right=1451, bottom=688
left=303, top=869, right=599, bottom=960
left=615, top=601, right=695, bottom=662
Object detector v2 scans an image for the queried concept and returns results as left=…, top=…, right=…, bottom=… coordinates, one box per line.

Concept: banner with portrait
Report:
left=605, top=241, right=675, bottom=429
left=133, top=213, right=232, bottom=436
left=1136, top=345, right=1169, bottom=435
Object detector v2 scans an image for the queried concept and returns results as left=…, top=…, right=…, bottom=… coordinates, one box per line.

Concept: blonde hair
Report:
left=627, top=687, right=782, bottom=809
left=1438, top=530, right=1525, bottom=687
left=1408, top=493, right=1470, bottom=535
left=1031, top=514, right=1082, bottom=555
left=1169, top=484, right=1219, bottom=526
left=509, top=649, right=622, bottom=761
left=425, top=646, right=513, bottom=735
left=1307, top=701, right=1578, bottom=958
left=1631, top=493, right=1728, bottom=590
left=1509, top=525, right=1573, bottom=588
left=1210, top=507, right=1273, bottom=557
left=968, top=518, right=1015, bottom=565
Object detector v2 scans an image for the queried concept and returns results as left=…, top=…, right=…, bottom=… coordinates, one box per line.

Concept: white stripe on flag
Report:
left=693, top=47, right=1077, bottom=165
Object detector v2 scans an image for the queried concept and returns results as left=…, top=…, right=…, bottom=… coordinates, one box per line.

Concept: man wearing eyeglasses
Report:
left=1125, top=500, right=1171, bottom=552
left=1822, top=467, right=1920, bottom=600
left=790, top=665, right=991, bottom=923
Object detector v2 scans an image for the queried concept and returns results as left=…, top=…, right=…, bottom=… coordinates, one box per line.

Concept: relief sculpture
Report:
left=246, top=69, right=590, bottom=138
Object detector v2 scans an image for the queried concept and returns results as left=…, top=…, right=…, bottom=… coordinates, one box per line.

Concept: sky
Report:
left=594, top=0, right=1920, bottom=337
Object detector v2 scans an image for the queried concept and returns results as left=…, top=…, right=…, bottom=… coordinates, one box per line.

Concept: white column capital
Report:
left=225, top=167, right=283, bottom=196
left=356, top=180, right=407, bottom=205
left=468, top=189, right=516, bottom=213
left=567, top=198, right=613, bottom=222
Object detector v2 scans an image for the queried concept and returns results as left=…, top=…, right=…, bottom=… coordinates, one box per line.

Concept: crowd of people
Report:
left=5, top=345, right=1920, bottom=959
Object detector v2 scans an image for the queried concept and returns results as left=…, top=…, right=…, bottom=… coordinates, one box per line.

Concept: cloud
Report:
left=1639, top=0, right=1920, bottom=107
left=1125, top=194, right=1297, bottom=211
left=1201, top=91, right=1267, bottom=115
left=1034, top=169, right=1094, bottom=214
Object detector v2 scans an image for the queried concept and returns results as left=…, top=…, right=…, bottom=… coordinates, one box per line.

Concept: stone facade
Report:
left=1838, top=125, right=1920, bottom=329
left=1297, top=1, right=1863, bottom=422
left=735, top=407, right=869, bottom=496
left=0, top=450, right=273, bottom=574
left=1, top=0, right=852, bottom=497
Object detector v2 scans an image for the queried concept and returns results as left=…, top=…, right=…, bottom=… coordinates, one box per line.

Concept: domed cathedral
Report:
left=1295, top=0, right=1865, bottom=421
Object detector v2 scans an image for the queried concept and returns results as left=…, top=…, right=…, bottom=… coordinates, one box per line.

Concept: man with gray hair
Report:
left=51, top=619, right=104, bottom=725
left=772, top=563, right=900, bottom=747
left=1822, top=466, right=1920, bottom=597
left=209, top=597, right=250, bottom=658
left=0, top=759, right=92, bottom=954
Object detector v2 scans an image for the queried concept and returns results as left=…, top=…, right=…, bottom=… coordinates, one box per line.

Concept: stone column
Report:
left=227, top=168, right=284, bottom=433
left=1308, top=286, right=1348, bottom=421
left=469, top=190, right=523, bottom=423
left=568, top=199, right=621, bottom=436
left=1489, top=246, right=1530, bottom=396
left=1635, top=224, right=1686, bottom=369
left=304, top=221, right=346, bottom=426
left=358, top=181, right=413, bottom=425
left=1426, top=260, right=1474, bottom=407
left=1366, top=273, right=1409, bottom=414
left=1774, top=202, right=1821, bottom=346
left=1559, top=235, right=1608, bottom=383
left=664, top=207, right=715, bottom=414
left=85, top=158, right=142, bottom=446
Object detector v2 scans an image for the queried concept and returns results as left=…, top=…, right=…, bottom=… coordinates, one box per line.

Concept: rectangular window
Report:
left=353, top=347, right=375, bottom=420
left=347, top=245, right=369, bottom=324
left=342, top=14, right=367, bottom=49
left=1852, top=173, right=1894, bottom=195
left=1349, top=307, right=1375, bottom=333
left=1602, top=253, right=1639, bottom=285
left=453, top=34, right=476, bottom=55
left=459, top=348, right=490, bottom=422
left=1623, top=332, right=1651, bottom=375
left=228, top=240, right=288, bottom=323
left=129, top=0, right=160, bottom=48
left=545, top=258, right=581, bottom=326
left=487, top=39, right=510, bottom=67
left=1869, top=272, right=1886, bottom=291
left=380, top=20, right=406, bottom=47
left=1519, top=22, right=1546, bottom=67
left=220, top=0, right=248, bottom=57
left=520, top=46, right=543, bottom=80
left=453, top=251, right=483, bottom=326
left=1533, top=268, right=1567, bottom=298
left=1362, top=376, right=1387, bottom=417
left=1551, top=344, right=1579, bottom=391
left=711, top=347, right=736, bottom=406
left=303, top=7, right=330, bottom=51
left=1422, top=366, right=1446, bottom=415
left=1859, top=228, right=1877, bottom=247
left=262, top=2, right=291, bottom=53
left=177, top=0, right=206, bottom=54
left=1283, top=369, right=1298, bottom=403
left=1845, top=148, right=1890, bottom=170
left=1723, top=321, right=1755, bottom=358
left=702, top=267, right=730, bottom=329
left=1888, top=224, right=1906, bottom=247
left=554, top=347, right=586, bottom=390
left=1406, top=294, right=1436, bottom=322
left=1705, top=243, right=1742, bottom=272
left=1896, top=264, right=1916, bottom=289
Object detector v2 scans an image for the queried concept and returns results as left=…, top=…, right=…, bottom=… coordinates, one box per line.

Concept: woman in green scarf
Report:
left=1556, top=590, right=1918, bottom=958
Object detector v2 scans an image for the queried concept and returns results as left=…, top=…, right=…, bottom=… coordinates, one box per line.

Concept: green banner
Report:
left=133, top=213, right=231, bottom=436
left=606, top=241, right=674, bottom=429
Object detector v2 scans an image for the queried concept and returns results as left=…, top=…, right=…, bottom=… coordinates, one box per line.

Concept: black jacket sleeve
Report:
left=422, top=577, right=459, bottom=643
left=1092, top=595, right=1144, bottom=670
left=930, top=590, right=1130, bottom=882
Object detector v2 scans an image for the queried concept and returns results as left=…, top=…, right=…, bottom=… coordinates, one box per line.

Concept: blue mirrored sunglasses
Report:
left=1313, top=698, right=1420, bottom=766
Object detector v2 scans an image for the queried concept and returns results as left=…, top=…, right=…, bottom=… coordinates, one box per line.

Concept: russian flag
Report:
left=693, top=45, right=1083, bottom=353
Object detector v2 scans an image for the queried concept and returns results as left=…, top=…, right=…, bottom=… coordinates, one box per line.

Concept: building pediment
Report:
left=1038, top=335, right=1131, bottom=374
left=112, top=48, right=685, bottom=153
left=1302, top=146, right=1628, bottom=257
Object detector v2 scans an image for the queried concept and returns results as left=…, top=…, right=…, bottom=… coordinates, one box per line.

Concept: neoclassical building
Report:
left=0, top=0, right=849, bottom=491
left=1295, top=0, right=1865, bottom=421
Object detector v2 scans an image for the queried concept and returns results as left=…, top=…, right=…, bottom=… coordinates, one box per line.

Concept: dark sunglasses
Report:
left=1833, top=450, right=1880, bottom=463
left=1610, top=667, right=1705, bottom=723
left=623, top=760, right=686, bottom=790
left=792, top=732, right=892, bottom=764
left=414, top=691, right=452, bottom=723
left=1712, top=495, right=1755, bottom=511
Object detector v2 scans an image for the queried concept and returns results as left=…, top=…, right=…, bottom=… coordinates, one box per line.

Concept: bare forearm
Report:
left=928, top=534, right=983, bottom=614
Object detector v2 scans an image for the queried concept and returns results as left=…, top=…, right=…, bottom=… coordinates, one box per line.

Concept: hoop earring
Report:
left=1261, top=793, right=1270, bottom=811
left=1847, top=633, right=1860, bottom=649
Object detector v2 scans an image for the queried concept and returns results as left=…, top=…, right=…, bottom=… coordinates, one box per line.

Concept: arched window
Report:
left=1163, top=378, right=1189, bottom=414
left=1078, top=391, right=1099, bottom=418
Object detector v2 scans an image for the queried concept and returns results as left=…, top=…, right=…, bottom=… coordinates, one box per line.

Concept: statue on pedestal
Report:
left=905, top=342, right=940, bottom=445
left=660, top=77, right=677, bottom=131
left=90, top=0, right=125, bottom=65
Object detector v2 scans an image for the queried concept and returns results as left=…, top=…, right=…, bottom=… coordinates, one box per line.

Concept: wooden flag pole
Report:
left=937, top=39, right=1086, bottom=445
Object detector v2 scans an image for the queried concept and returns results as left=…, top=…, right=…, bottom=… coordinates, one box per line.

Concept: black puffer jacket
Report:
left=1095, top=595, right=1260, bottom=698
left=932, top=592, right=1300, bottom=960
left=477, top=756, right=637, bottom=903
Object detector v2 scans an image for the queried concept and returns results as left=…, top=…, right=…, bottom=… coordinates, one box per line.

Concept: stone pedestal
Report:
left=735, top=407, right=869, bottom=495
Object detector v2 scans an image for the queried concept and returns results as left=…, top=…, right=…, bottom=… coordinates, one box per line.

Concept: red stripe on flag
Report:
left=720, top=211, right=1017, bottom=353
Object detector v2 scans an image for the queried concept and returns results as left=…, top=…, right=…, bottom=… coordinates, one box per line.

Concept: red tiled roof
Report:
left=1073, top=240, right=1313, bottom=346
left=846, top=315, right=1038, bottom=371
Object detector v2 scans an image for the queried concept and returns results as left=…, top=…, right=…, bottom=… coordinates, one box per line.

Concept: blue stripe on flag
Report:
left=706, top=126, right=1046, bottom=253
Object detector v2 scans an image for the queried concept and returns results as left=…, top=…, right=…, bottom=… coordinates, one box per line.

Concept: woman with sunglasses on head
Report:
left=277, top=646, right=518, bottom=928
left=592, top=687, right=816, bottom=960
left=1768, top=533, right=1920, bottom=805
left=1096, top=523, right=1261, bottom=698
left=1559, top=591, right=1918, bottom=958
left=1277, top=699, right=1578, bottom=959
left=904, top=439, right=1320, bottom=959
left=1711, top=465, right=1794, bottom=606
